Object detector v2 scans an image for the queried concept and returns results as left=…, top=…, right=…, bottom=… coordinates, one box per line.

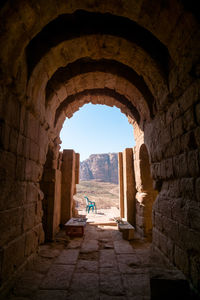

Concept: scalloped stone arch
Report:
left=44, top=71, right=150, bottom=128
left=54, top=90, right=139, bottom=136
left=1, top=0, right=198, bottom=83
left=27, top=35, right=168, bottom=118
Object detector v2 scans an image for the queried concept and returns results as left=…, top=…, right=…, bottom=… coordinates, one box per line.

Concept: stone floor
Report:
left=7, top=219, right=151, bottom=300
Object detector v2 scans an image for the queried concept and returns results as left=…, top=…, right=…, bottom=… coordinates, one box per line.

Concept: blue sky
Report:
left=60, top=104, right=135, bottom=161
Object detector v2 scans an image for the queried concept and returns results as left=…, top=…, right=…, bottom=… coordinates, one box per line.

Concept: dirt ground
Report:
left=73, top=180, right=119, bottom=211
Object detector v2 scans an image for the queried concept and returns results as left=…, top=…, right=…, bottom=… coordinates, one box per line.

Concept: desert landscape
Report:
left=73, top=180, right=119, bottom=211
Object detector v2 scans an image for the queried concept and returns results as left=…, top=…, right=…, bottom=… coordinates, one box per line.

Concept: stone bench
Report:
left=118, top=221, right=135, bottom=240
left=65, top=217, right=87, bottom=237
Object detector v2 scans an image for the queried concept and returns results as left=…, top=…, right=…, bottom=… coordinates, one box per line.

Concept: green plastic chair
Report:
left=84, top=196, right=97, bottom=213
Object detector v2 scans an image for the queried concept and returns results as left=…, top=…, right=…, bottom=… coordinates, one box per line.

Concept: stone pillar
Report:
left=118, top=152, right=124, bottom=218
left=40, top=147, right=62, bottom=241
left=122, top=148, right=136, bottom=225
left=61, top=150, right=76, bottom=224
left=75, top=153, right=80, bottom=185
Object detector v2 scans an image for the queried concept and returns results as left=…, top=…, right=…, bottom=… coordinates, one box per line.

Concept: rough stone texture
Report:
left=118, top=152, right=124, bottom=218
left=122, top=148, right=136, bottom=225
left=61, top=150, right=76, bottom=224
left=80, top=153, right=118, bottom=184
left=0, top=0, right=200, bottom=295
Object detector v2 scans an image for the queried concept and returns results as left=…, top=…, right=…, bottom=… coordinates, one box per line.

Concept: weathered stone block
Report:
left=195, top=126, right=200, bottom=147
left=171, top=197, right=189, bottom=226
left=188, top=150, right=199, bottom=177
left=0, top=180, right=26, bottom=210
left=189, top=252, right=200, bottom=291
left=180, top=178, right=195, bottom=199
left=25, top=159, right=42, bottom=182
left=29, top=140, right=39, bottom=162
left=0, top=150, right=16, bottom=180
left=165, top=158, right=173, bottom=179
left=25, top=228, right=38, bottom=257
left=183, top=107, right=196, bottom=131
left=25, top=112, right=39, bottom=142
left=0, top=207, right=23, bottom=247
left=195, top=177, right=200, bottom=202
left=2, top=235, right=25, bottom=282
left=174, top=245, right=189, bottom=276
left=26, top=182, right=38, bottom=204
left=167, top=180, right=180, bottom=198
left=122, top=148, right=136, bottom=225
left=35, top=200, right=43, bottom=225
left=23, top=204, right=36, bottom=232
left=172, top=117, right=183, bottom=138
left=189, top=206, right=200, bottom=231
left=9, top=128, right=19, bottom=153
left=0, top=120, right=10, bottom=151
left=16, top=156, right=26, bottom=181
left=162, top=216, right=179, bottom=242
left=181, top=131, right=197, bottom=151
left=173, top=153, right=188, bottom=178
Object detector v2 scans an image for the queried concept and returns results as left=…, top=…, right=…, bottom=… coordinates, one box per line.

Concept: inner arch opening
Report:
left=60, top=103, right=135, bottom=221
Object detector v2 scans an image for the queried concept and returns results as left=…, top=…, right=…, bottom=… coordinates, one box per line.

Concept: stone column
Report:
left=122, top=148, right=136, bottom=225
left=61, top=150, right=76, bottom=224
left=118, top=152, right=124, bottom=218
left=75, top=153, right=80, bottom=185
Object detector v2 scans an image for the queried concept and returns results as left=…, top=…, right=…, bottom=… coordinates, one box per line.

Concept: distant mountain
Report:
left=80, top=153, right=118, bottom=184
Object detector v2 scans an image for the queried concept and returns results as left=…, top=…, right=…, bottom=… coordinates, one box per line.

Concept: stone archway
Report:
left=0, top=0, right=200, bottom=294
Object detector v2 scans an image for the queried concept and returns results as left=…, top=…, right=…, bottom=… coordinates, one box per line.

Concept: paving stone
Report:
left=76, top=259, right=98, bottom=273
left=13, top=271, right=44, bottom=297
left=70, top=272, right=99, bottom=295
left=39, top=245, right=61, bottom=259
left=80, top=239, right=99, bottom=253
left=79, top=251, right=99, bottom=261
left=100, top=295, right=127, bottom=300
left=35, top=290, right=68, bottom=300
left=40, top=265, right=75, bottom=290
left=67, top=239, right=82, bottom=249
left=122, top=274, right=150, bottom=297
left=111, top=230, right=123, bottom=241
left=99, top=249, right=118, bottom=269
left=8, top=296, right=31, bottom=300
left=99, top=238, right=114, bottom=249
left=29, top=257, right=52, bottom=274
left=117, top=254, right=149, bottom=274
left=114, top=240, right=134, bottom=254
left=98, top=229, right=113, bottom=239
left=67, top=292, right=99, bottom=300
left=100, top=272, right=125, bottom=296
left=54, top=249, right=79, bottom=264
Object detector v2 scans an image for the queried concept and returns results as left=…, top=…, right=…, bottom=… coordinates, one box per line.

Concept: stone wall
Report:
left=0, top=0, right=200, bottom=294
left=144, top=83, right=200, bottom=290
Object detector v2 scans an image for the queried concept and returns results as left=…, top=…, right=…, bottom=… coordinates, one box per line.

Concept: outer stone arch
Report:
left=26, top=35, right=169, bottom=118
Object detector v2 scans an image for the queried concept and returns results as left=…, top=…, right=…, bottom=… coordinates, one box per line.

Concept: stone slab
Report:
left=80, top=239, right=99, bottom=253
left=70, top=272, right=99, bottom=295
left=114, top=240, right=134, bottom=254
left=76, top=260, right=98, bottom=273
left=54, top=249, right=79, bottom=265
left=100, top=272, right=125, bottom=296
left=13, top=271, right=43, bottom=297
left=40, top=265, right=74, bottom=290
left=35, top=290, right=68, bottom=300
left=99, top=249, right=118, bottom=269
left=122, top=274, right=150, bottom=297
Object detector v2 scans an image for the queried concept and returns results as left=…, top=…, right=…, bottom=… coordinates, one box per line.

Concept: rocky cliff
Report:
left=80, top=153, right=118, bottom=184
